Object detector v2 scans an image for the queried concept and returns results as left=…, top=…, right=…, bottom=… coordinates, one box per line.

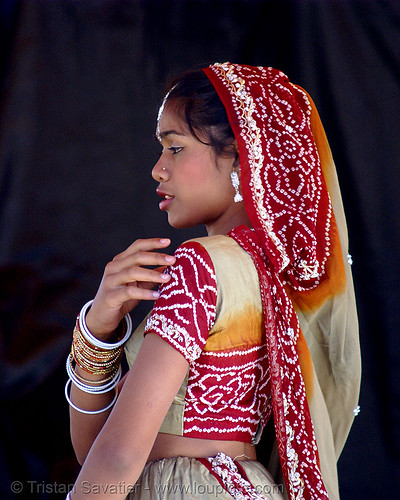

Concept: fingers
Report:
left=94, top=286, right=157, bottom=313
left=106, top=252, right=174, bottom=277
left=104, top=238, right=176, bottom=290
left=85, top=238, right=176, bottom=337
left=113, top=238, right=175, bottom=262
left=103, top=241, right=176, bottom=289
left=104, top=267, right=170, bottom=293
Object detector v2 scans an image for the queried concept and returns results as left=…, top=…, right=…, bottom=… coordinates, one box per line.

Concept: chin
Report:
left=168, top=220, right=194, bottom=229
left=167, top=214, right=200, bottom=229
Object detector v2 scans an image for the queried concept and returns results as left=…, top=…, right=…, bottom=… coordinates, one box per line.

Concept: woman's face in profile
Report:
left=152, top=105, right=236, bottom=232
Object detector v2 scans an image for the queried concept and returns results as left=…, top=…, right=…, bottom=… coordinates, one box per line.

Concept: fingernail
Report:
left=161, top=273, right=170, bottom=279
left=160, top=238, right=170, bottom=244
left=165, top=256, right=175, bottom=263
left=152, top=291, right=160, bottom=298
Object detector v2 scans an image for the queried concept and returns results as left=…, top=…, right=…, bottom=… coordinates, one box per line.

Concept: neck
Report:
left=205, top=204, right=251, bottom=236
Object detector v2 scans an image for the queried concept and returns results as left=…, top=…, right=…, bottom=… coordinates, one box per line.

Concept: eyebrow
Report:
left=159, top=129, right=188, bottom=139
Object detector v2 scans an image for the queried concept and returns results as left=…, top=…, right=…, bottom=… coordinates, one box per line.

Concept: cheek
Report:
left=177, top=151, right=232, bottom=203
left=180, top=165, right=213, bottom=194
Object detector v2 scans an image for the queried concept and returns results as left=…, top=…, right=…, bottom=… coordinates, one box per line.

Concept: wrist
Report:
left=63, top=300, right=132, bottom=415
left=85, top=307, right=119, bottom=341
left=78, top=300, right=132, bottom=350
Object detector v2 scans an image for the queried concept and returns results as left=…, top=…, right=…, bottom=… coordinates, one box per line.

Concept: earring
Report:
left=230, top=171, right=243, bottom=202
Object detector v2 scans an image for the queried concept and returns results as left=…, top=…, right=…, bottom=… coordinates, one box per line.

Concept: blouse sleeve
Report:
left=143, top=241, right=217, bottom=363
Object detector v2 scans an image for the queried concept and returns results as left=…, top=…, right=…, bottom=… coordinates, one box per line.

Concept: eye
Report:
left=168, top=146, right=183, bottom=155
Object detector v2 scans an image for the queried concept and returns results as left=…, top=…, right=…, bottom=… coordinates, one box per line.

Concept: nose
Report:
left=152, top=155, right=168, bottom=182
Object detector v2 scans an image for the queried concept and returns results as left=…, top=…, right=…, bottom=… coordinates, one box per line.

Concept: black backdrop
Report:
left=1, top=1, right=399, bottom=498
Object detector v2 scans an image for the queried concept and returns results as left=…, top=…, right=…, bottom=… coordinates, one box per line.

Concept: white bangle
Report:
left=65, top=379, right=118, bottom=414
left=66, top=355, right=122, bottom=394
left=78, top=300, right=132, bottom=349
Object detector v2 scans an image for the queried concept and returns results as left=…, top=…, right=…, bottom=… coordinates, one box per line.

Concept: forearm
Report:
left=68, top=378, right=150, bottom=500
left=67, top=334, right=189, bottom=500
left=66, top=302, right=128, bottom=463
left=69, top=435, right=148, bottom=500
left=69, top=367, right=116, bottom=464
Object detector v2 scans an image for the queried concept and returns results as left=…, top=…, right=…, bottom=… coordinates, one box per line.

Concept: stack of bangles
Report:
left=65, top=300, right=132, bottom=415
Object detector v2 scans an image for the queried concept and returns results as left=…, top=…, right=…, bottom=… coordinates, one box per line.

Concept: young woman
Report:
left=65, top=63, right=361, bottom=500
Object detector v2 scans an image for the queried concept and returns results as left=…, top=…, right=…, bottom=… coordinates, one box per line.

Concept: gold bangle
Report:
left=68, top=354, right=120, bottom=385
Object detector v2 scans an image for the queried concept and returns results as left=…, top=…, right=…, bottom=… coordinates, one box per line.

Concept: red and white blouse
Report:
left=139, top=236, right=271, bottom=443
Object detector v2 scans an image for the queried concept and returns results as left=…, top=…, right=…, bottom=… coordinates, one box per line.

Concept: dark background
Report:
left=0, top=0, right=399, bottom=498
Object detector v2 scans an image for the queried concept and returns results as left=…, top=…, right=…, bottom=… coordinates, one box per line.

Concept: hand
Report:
left=85, top=238, right=176, bottom=339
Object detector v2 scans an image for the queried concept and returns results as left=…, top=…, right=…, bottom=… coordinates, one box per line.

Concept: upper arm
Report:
left=89, top=333, right=189, bottom=469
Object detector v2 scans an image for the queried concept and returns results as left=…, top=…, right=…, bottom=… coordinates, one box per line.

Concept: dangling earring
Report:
left=230, top=171, right=243, bottom=202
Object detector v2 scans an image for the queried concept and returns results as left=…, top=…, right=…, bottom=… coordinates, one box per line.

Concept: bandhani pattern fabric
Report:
left=144, top=241, right=217, bottom=363
left=198, top=452, right=267, bottom=500
left=203, top=62, right=341, bottom=500
left=183, top=339, right=271, bottom=441
left=137, top=235, right=273, bottom=442
left=204, top=63, right=332, bottom=288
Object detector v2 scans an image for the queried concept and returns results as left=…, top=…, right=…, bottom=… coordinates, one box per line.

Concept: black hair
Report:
left=164, top=70, right=238, bottom=162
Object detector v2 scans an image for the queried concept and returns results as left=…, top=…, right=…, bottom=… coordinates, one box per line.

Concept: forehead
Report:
left=156, top=102, right=189, bottom=141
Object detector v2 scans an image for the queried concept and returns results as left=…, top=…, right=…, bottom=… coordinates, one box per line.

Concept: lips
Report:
left=156, top=189, right=175, bottom=211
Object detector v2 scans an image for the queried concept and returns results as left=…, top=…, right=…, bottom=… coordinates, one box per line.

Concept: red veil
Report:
left=204, top=63, right=361, bottom=500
